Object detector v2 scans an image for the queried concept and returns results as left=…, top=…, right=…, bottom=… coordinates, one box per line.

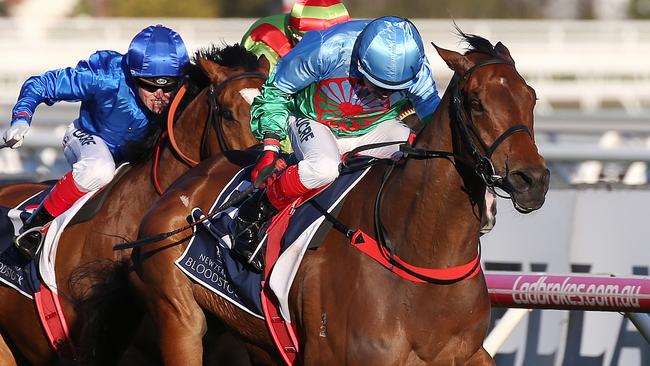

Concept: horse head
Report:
left=432, top=33, right=549, bottom=213
left=195, top=49, right=270, bottom=152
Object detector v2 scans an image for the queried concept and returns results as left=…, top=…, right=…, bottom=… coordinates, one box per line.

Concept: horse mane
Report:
left=454, top=24, right=500, bottom=58
left=194, top=43, right=260, bottom=71
left=184, top=43, right=260, bottom=94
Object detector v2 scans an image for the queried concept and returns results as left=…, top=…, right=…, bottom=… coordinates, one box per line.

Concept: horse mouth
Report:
left=511, top=198, right=540, bottom=214
left=502, top=167, right=550, bottom=214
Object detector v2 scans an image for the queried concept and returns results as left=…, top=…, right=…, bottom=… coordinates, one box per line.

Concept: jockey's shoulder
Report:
left=77, top=50, right=123, bottom=73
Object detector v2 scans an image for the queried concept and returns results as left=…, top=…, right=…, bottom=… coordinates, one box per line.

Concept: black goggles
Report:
left=136, top=77, right=179, bottom=93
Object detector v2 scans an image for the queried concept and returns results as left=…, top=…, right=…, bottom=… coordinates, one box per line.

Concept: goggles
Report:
left=136, top=77, right=179, bottom=93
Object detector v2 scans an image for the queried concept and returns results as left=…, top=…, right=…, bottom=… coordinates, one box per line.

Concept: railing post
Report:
left=483, top=308, right=532, bottom=356
left=625, top=312, right=650, bottom=345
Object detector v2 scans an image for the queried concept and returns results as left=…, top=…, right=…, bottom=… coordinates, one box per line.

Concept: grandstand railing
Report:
left=2, top=18, right=650, bottom=183
left=1, top=18, right=650, bottom=112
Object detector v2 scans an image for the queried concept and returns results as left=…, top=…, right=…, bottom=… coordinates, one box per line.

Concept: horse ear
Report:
left=258, top=55, right=271, bottom=76
left=431, top=42, right=472, bottom=74
left=495, top=41, right=515, bottom=65
left=198, top=57, right=229, bottom=84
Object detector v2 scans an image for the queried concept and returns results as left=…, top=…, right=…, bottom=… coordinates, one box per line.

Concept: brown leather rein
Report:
left=166, top=71, right=267, bottom=167
left=152, top=72, right=267, bottom=194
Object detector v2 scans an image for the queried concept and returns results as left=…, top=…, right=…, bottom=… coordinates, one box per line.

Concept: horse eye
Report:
left=221, top=110, right=233, bottom=120
left=470, top=98, right=483, bottom=113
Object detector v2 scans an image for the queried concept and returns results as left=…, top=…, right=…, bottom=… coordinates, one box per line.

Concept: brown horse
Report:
left=133, top=33, right=549, bottom=365
left=0, top=45, right=268, bottom=365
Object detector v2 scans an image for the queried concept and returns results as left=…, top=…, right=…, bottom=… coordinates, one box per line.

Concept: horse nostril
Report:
left=508, top=171, right=532, bottom=191
left=508, top=168, right=550, bottom=192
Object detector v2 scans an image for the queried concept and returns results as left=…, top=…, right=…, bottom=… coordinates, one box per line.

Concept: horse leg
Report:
left=0, top=334, right=17, bottom=366
left=133, top=249, right=207, bottom=366
left=147, top=281, right=207, bottom=365
left=466, top=347, right=495, bottom=366
left=0, top=289, right=54, bottom=365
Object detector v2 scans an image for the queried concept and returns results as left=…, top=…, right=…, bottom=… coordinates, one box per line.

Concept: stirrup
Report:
left=14, top=226, right=46, bottom=260
left=245, top=240, right=265, bottom=272
left=233, top=221, right=265, bottom=272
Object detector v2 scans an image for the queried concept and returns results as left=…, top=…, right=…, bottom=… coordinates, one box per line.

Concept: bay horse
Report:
left=132, top=32, right=549, bottom=365
left=0, top=45, right=269, bottom=365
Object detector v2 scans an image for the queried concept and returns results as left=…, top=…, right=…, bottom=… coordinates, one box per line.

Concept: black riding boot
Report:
left=14, top=204, right=55, bottom=260
left=232, top=191, right=278, bottom=272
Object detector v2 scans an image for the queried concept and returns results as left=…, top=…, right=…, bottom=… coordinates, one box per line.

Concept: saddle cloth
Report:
left=0, top=189, right=49, bottom=298
left=176, top=162, right=372, bottom=320
left=0, top=186, right=99, bottom=298
left=0, top=163, right=130, bottom=297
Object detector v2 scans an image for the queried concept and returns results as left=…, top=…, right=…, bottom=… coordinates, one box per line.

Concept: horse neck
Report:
left=156, top=88, right=216, bottom=189
left=380, top=92, right=483, bottom=268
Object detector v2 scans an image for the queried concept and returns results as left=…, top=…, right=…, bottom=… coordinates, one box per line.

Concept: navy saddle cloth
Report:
left=176, top=158, right=374, bottom=317
left=0, top=188, right=52, bottom=298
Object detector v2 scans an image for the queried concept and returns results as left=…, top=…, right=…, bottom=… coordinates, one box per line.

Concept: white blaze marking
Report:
left=180, top=195, right=190, bottom=207
left=239, top=88, right=261, bottom=105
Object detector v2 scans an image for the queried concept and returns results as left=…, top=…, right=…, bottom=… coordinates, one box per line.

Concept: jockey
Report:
left=241, top=0, right=351, bottom=71
left=233, top=16, right=441, bottom=271
left=1, top=24, right=190, bottom=259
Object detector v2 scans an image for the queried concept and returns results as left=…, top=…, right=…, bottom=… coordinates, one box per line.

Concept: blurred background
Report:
left=1, top=0, right=650, bottom=187
left=0, top=1, right=649, bottom=365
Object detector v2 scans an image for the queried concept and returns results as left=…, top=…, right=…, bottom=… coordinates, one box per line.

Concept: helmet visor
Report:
left=358, top=60, right=416, bottom=90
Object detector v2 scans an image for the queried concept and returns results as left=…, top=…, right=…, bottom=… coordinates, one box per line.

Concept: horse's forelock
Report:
left=454, top=24, right=500, bottom=59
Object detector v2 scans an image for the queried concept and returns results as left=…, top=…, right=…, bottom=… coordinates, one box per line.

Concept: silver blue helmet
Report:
left=357, top=16, right=425, bottom=90
left=127, top=25, right=189, bottom=78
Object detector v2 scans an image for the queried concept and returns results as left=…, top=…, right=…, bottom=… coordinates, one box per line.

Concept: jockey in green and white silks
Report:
left=241, top=0, right=350, bottom=71
left=232, top=16, right=441, bottom=271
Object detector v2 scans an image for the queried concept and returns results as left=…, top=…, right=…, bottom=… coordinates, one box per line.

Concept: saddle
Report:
left=69, top=164, right=132, bottom=225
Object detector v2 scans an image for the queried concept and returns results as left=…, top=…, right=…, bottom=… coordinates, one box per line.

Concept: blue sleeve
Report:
left=407, top=57, right=441, bottom=121
left=11, top=60, right=100, bottom=125
left=272, top=30, right=327, bottom=94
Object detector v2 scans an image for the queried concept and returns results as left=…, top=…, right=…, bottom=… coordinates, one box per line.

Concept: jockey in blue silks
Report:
left=232, top=16, right=441, bottom=271
left=1, top=24, right=190, bottom=259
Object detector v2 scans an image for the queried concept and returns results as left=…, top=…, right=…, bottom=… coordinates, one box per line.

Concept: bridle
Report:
left=448, top=58, right=532, bottom=196
left=366, top=57, right=534, bottom=284
left=202, top=71, right=267, bottom=158
left=152, top=71, right=266, bottom=194
left=167, top=71, right=267, bottom=167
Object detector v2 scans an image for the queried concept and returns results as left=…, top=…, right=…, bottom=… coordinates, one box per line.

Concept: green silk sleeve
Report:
left=250, top=74, right=293, bottom=141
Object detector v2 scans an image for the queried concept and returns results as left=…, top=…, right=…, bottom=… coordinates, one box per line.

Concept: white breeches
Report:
left=62, top=122, right=116, bottom=192
left=288, top=117, right=410, bottom=189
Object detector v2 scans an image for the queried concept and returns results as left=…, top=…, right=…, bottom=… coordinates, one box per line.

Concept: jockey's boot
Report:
left=232, top=191, right=278, bottom=272
left=14, top=171, right=86, bottom=260
left=14, top=203, right=55, bottom=260
left=232, top=165, right=312, bottom=272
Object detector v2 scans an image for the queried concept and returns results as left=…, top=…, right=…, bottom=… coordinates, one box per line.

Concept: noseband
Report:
left=449, top=58, right=532, bottom=195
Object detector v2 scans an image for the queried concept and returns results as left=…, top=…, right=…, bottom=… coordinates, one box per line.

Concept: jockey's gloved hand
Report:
left=251, top=133, right=287, bottom=189
left=2, top=120, right=30, bottom=149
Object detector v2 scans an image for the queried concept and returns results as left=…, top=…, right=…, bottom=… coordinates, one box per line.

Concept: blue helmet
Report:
left=357, top=16, right=425, bottom=90
left=127, top=25, right=189, bottom=78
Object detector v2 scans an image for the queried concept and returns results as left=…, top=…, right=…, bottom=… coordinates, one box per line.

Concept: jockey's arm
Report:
left=12, top=59, right=98, bottom=125
left=407, top=57, right=441, bottom=132
left=250, top=30, right=329, bottom=141
left=250, top=78, right=293, bottom=141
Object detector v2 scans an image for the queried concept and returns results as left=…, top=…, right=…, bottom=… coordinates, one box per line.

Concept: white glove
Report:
left=2, top=120, right=30, bottom=149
